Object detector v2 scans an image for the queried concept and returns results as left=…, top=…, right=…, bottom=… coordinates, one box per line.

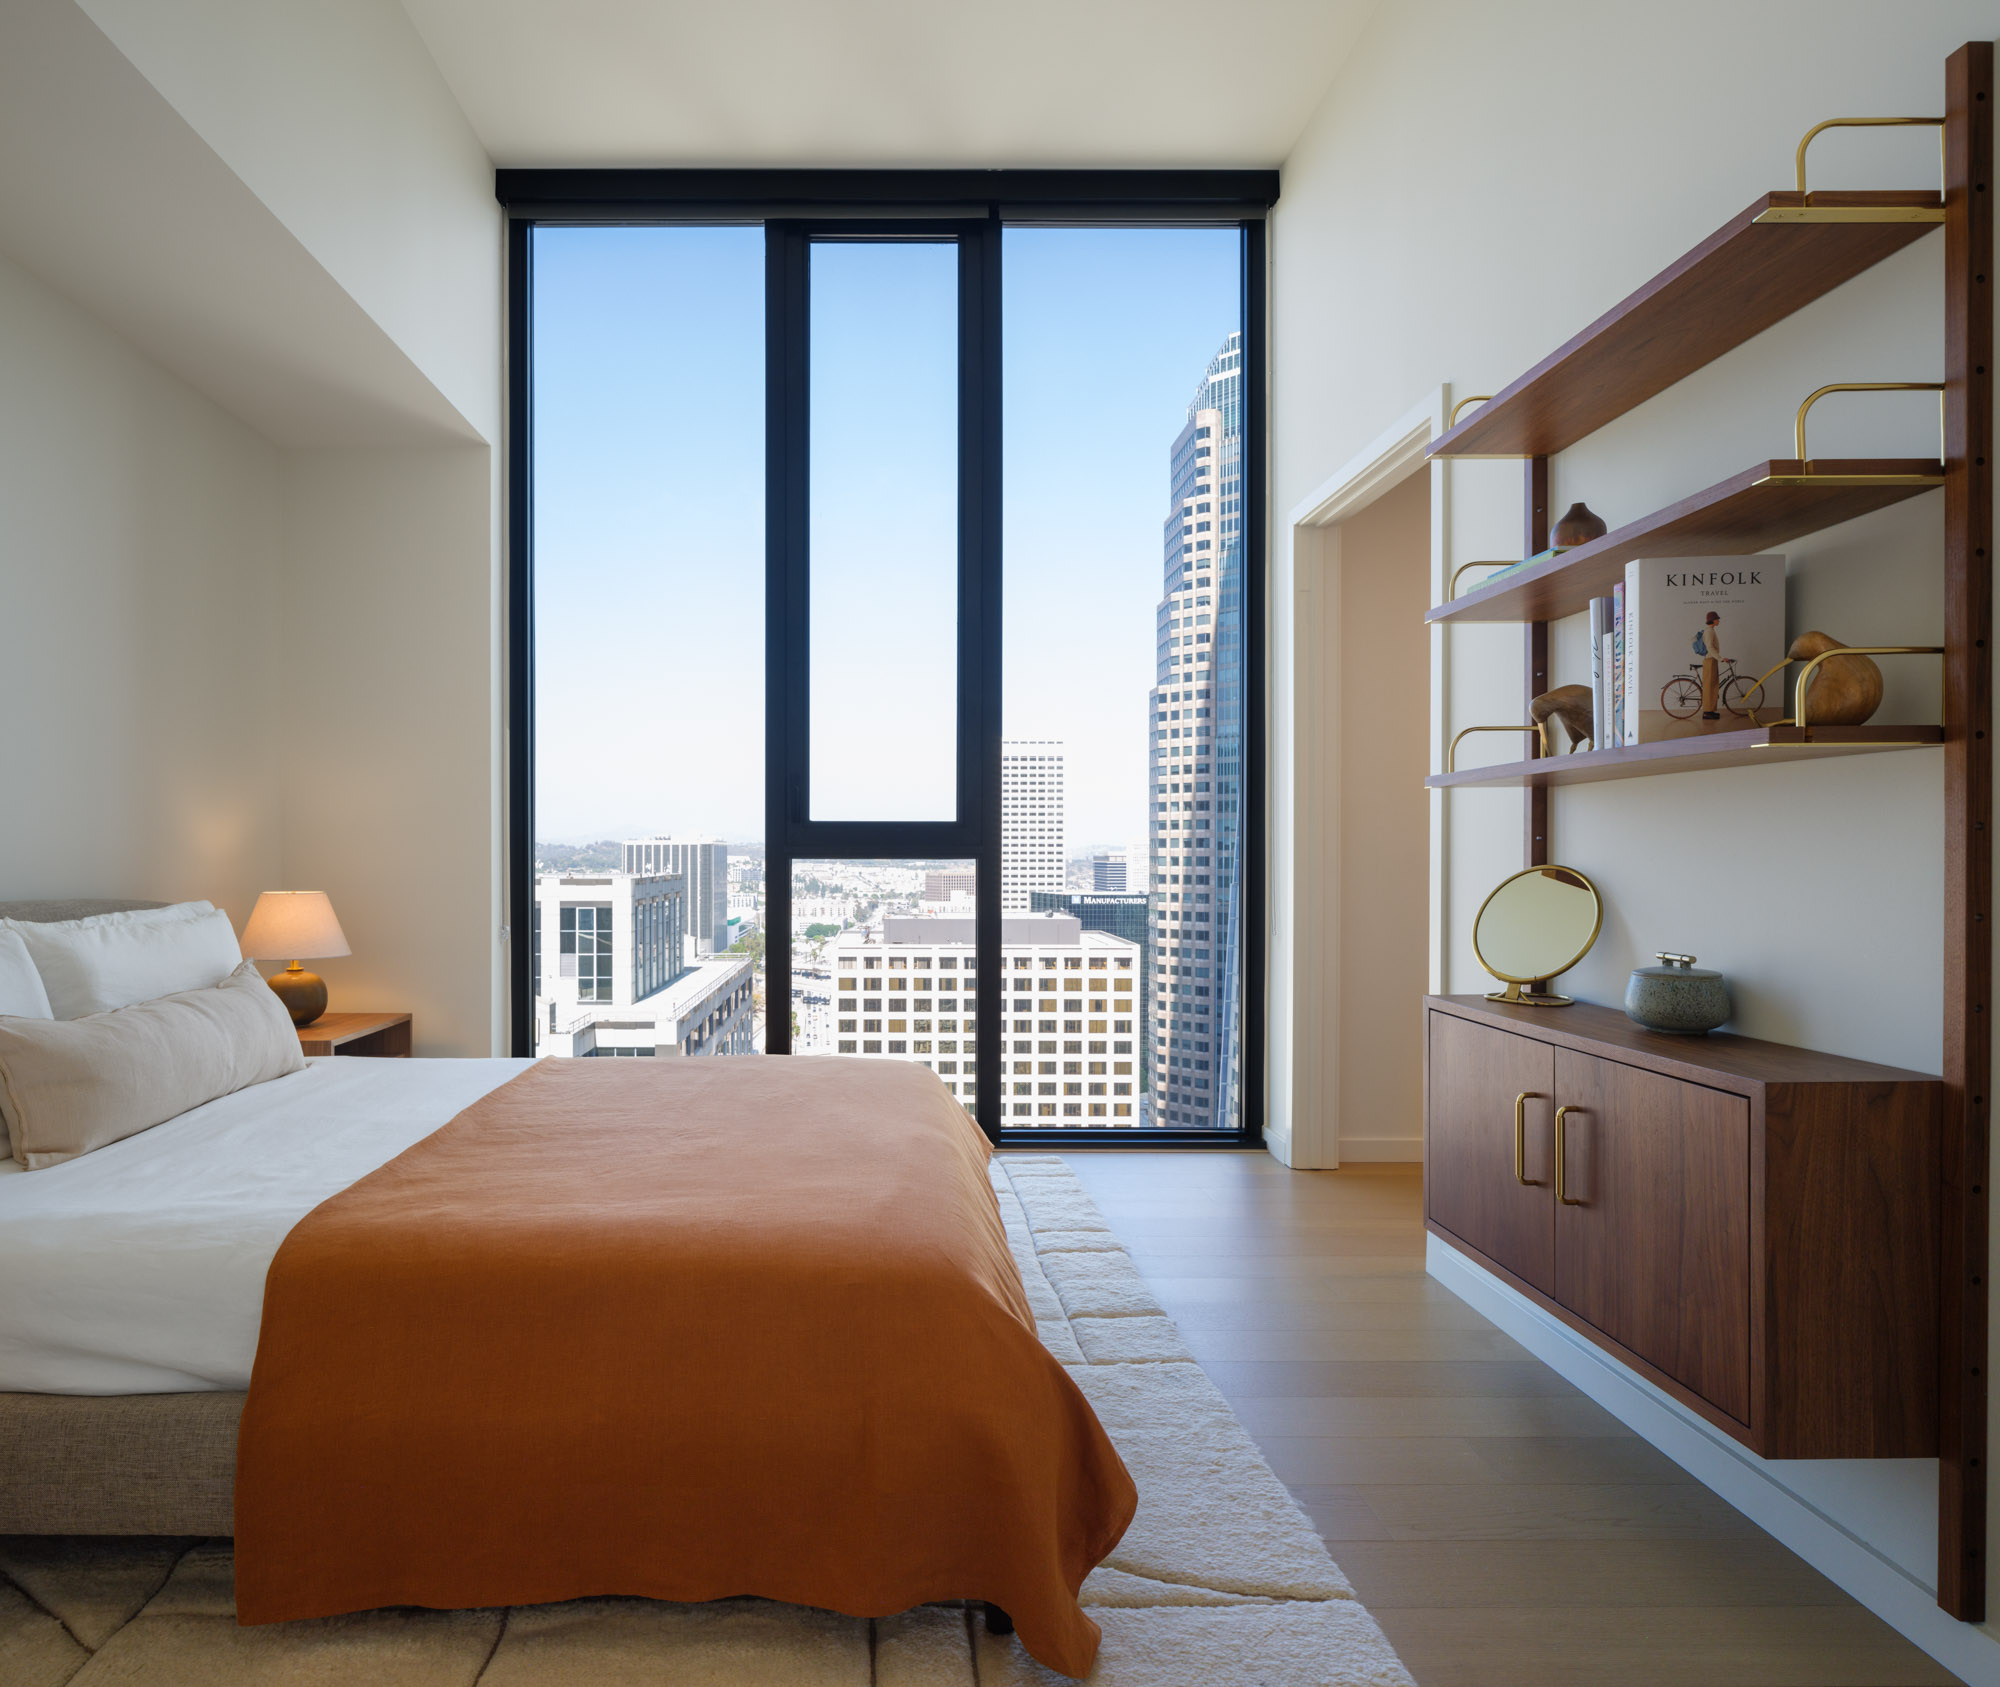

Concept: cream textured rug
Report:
left=0, top=1156, right=1413, bottom=1686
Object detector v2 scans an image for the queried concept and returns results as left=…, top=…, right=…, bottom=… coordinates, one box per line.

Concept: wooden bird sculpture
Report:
left=1789, top=631, right=1883, bottom=726
left=1531, top=684, right=1596, bottom=753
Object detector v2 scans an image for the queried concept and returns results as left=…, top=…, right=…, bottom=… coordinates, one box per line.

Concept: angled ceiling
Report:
left=400, top=0, right=1376, bottom=169
left=0, top=0, right=481, bottom=448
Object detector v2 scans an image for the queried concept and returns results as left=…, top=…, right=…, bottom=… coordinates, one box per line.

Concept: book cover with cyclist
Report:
left=1622, top=555, right=1787, bottom=742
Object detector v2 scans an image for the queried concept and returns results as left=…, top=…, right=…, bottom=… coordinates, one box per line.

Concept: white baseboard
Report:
left=1336, top=1137, right=1423, bottom=1163
left=1427, top=1236, right=2000, bottom=1687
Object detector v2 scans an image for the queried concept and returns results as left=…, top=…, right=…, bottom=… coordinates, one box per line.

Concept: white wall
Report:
left=75, top=0, right=501, bottom=442
left=0, top=250, right=283, bottom=930
left=279, top=448, right=501, bottom=1056
left=0, top=1, right=508, bottom=1052
left=1269, top=0, right=1998, bottom=1671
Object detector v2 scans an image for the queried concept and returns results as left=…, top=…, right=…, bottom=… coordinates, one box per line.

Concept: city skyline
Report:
left=533, top=230, right=1243, bottom=1127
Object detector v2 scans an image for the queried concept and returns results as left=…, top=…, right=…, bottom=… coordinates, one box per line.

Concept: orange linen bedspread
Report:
left=234, top=1056, right=1134, bottom=1677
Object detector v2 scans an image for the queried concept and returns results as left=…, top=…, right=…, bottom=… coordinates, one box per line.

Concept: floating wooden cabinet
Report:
left=1424, top=996, right=1942, bottom=1458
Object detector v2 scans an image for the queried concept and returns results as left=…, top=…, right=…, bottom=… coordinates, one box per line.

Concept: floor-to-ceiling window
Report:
left=524, top=226, right=766, bottom=1061
left=1001, top=228, right=1246, bottom=1133
left=508, top=173, right=1269, bottom=1141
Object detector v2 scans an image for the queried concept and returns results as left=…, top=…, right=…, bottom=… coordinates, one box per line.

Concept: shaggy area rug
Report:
left=0, top=1156, right=1414, bottom=1686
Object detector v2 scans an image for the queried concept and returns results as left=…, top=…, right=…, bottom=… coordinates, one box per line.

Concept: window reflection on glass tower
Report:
left=1147, top=330, right=1243, bottom=1131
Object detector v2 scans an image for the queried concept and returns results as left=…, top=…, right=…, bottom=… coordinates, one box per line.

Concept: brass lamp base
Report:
left=269, top=963, right=327, bottom=1027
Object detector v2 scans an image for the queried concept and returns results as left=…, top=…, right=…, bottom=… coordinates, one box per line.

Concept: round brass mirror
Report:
left=1472, top=865, right=1602, bottom=1007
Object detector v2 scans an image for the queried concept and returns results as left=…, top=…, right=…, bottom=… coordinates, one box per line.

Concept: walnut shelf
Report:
left=1430, top=459, right=1943, bottom=625
left=1428, top=192, right=1944, bottom=460
left=1429, top=724, right=1942, bottom=789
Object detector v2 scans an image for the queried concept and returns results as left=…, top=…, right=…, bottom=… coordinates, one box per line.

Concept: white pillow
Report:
left=0, top=959, right=305, bottom=1169
left=0, top=929, right=53, bottom=1019
left=4, top=902, right=242, bottom=1020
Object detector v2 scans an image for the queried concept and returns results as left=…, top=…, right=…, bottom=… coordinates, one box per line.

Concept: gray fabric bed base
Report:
left=0, top=1391, right=241, bottom=1534
left=1, top=900, right=235, bottom=1535
left=0, top=899, right=167, bottom=923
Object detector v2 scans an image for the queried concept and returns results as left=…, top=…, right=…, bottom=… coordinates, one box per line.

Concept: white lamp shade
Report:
left=241, top=891, right=351, bottom=962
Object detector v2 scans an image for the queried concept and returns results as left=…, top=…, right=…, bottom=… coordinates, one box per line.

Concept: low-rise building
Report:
left=818, top=912, right=1141, bottom=1125
left=533, top=870, right=753, bottom=1058
left=621, top=836, right=729, bottom=954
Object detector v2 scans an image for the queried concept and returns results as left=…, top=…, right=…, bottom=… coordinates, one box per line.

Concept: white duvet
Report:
left=0, top=1056, right=532, bottom=1394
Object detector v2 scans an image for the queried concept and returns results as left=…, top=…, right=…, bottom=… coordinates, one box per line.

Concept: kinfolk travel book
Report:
left=1621, top=555, right=1787, bottom=743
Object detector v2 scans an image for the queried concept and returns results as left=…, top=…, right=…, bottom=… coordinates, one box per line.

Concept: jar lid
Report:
left=1631, top=951, right=1723, bottom=980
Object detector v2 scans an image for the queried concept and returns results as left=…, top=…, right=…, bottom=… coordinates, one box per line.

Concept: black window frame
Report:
left=501, top=169, right=1276, bottom=1149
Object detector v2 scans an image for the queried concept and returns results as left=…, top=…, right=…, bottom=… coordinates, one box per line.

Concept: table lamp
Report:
left=241, top=891, right=350, bottom=1026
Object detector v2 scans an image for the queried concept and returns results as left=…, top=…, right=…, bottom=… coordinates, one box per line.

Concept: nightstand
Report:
left=297, top=1012, right=412, bottom=1058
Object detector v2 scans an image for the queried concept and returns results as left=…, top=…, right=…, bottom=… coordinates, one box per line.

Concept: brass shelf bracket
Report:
left=1752, top=117, right=1947, bottom=223
left=1794, top=381, right=1947, bottom=470
left=1447, top=394, right=1493, bottom=429
left=1448, top=560, right=1522, bottom=600
left=1797, top=115, right=1947, bottom=199
left=1447, top=722, right=1550, bottom=773
left=1742, top=646, right=1946, bottom=737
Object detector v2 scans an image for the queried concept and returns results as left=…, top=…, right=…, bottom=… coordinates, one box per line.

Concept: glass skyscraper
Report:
left=1148, top=331, right=1244, bottom=1131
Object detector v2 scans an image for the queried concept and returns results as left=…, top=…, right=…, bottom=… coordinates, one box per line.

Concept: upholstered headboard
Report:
left=0, top=900, right=167, bottom=923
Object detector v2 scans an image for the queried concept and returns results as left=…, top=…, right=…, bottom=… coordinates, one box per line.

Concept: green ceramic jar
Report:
left=1624, top=952, right=1731, bottom=1034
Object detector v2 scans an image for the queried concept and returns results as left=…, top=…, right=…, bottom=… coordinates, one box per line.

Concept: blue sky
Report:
left=533, top=223, right=1240, bottom=851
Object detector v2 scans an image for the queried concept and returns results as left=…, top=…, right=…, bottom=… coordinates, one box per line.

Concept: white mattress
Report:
left=0, top=1056, right=533, bottom=1395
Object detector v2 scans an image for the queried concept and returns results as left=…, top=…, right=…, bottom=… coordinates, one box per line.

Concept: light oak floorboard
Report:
left=1063, top=1154, right=1964, bottom=1687
left=1229, top=1395, right=1636, bottom=1439
left=1372, top=1605, right=1962, bottom=1687
left=1200, top=1359, right=1584, bottom=1400
left=1332, top=1539, right=1857, bottom=1608
left=1166, top=1298, right=1498, bottom=1331
left=1176, top=1324, right=1534, bottom=1361
left=1342, top=1479, right=1765, bottom=1542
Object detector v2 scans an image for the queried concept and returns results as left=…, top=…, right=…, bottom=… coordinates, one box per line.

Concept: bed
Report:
left=0, top=900, right=1134, bottom=1678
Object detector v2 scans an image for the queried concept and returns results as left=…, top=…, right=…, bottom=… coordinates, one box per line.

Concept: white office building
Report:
left=1091, top=848, right=1128, bottom=892
left=1001, top=741, right=1065, bottom=911
left=533, top=870, right=754, bottom=1059
left=622, top=836, right=729, bottom=954
left=815, top=911, right=1141, bottom=1125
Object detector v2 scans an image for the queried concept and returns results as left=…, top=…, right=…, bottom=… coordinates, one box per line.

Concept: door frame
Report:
left=1269, top=387, right=1449, bottom=1167
left=500, top=169, right=1278, bottom=1146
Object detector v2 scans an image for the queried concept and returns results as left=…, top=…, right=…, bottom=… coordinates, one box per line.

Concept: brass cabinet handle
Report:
left=1513, top=1091, right=1541, bottom=1186
left=1555, top=1105, right=1583, bottom=1205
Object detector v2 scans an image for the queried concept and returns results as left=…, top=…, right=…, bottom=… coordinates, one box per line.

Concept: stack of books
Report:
left=1590, top=555, right=1786, bottom=749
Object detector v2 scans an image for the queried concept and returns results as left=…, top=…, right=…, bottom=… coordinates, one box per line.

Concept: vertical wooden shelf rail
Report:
left=1940, top=37, right=1993, bottom=1626
left=1525, top=457, right=1550, bottom=867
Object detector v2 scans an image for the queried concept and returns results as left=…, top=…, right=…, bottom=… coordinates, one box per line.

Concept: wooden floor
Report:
left=1062, top=1151, right=1965, bottom=1687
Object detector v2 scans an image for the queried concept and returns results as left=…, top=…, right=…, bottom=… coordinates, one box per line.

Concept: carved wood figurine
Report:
left=1531, top=683, right=1596, bottom=753
left=1788, top=631, right=1883, bottom=726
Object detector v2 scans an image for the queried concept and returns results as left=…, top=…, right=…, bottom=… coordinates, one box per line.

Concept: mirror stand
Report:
left=1485, top=980, right=1573, bottom=1007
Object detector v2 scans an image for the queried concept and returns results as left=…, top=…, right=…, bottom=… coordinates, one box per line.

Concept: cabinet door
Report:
left=1553, top=1050, right=1751, bottom=1423
left=1426, top=1013, right=1555, bottom=1294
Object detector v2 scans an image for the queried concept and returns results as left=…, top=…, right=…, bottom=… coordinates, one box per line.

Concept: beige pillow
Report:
left=0, top=960, right=306, bottom=1169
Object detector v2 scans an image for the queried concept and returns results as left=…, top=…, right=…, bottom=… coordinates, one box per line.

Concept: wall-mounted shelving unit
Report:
left=1433, top=724, right=1945, bottom=789
left=1431, top=459, right=1943, bottom=625
left=1429, top=192, right=1944, bottom=461
left=1420, top=45, right=1991, bottom=1623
